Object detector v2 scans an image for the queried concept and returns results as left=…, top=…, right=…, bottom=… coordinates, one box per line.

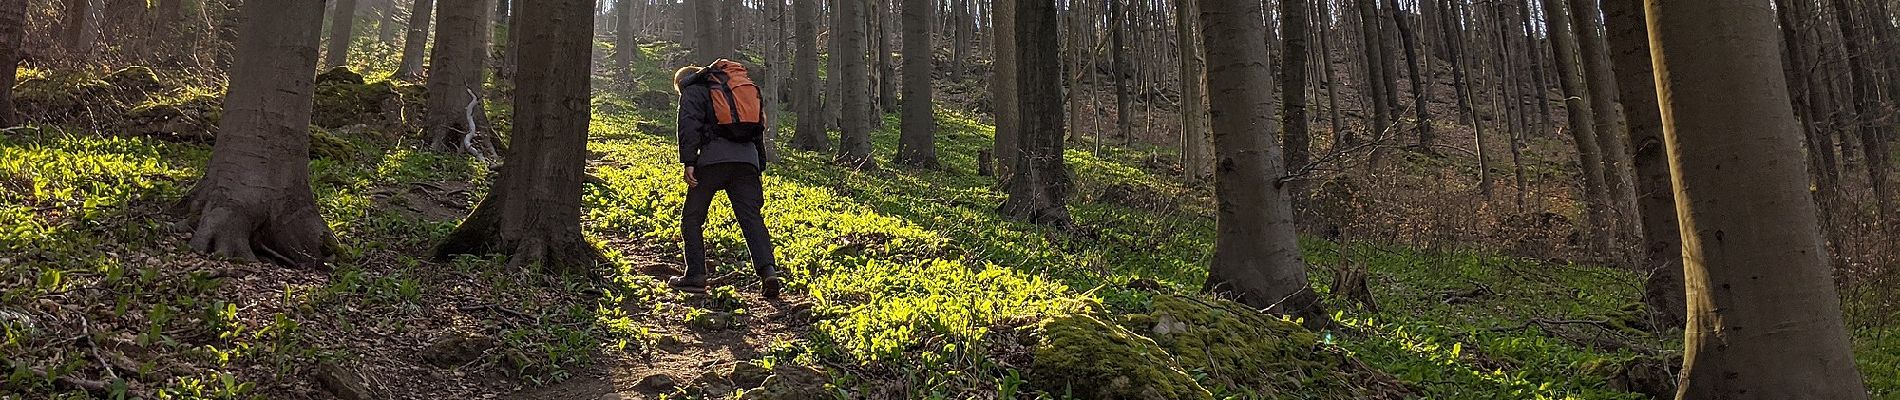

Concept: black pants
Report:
left=682, top=162, right=777, bottom=279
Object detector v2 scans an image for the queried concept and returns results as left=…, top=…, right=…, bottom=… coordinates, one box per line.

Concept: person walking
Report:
left=668, top=59, right=781, bottom=299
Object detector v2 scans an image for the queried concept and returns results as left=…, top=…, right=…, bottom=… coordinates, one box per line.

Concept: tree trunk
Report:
left=1177, top=0, right=1212, bottom=184
left=325, top=0, right=360, bottom=68
left=615, top=0, right=639, bottom=72
left=791, top=0, right=829, bottom=151
left=1111, top=0, right=1134, bottom=143
left=1280, top=0, right=1311, bottom=177
left=895, top=0, right=938, bottom=168
left=1568, top=0, right=1639, bottom=260
left=1386, top=0, right=1429, bottom=148
left=992, top=0, right=1019, bottom=179
left=1518, top=0, right=1553, bottom=137
left=1541, top=0, right=1613, bottom=255
left=61, top=0, right=94, bottom=57
left=434, top=0, right=603, bottom=273
left=836, top=0, right=875, bottom=168
left=1355, top=0, right=1392, bottom=138
left=998, top=0, right=1070, bottom=227
left=1200, top=0, right=1324, bottom=324
left=1317, top=0, right=1344, bottom=146
left=173, top=0, right=335, bottom=268
left=395, top=0, right=435, bottom=80
left=377, top=0, right=401, bottom=45
left=422, top=0, right=493, bottom=152
left=495, top=0, right=520, bottom=80
left=0, top=0, right=23, bottom=128
left=1601, top=0, right=1683, bottom=330
left=1646, top=1, right=1869, bottom=396
left=951, top=0, right=970, bottom=82
left=878, top=0, right=899, bottom=113
left=691, top=0, right=723, bottom=62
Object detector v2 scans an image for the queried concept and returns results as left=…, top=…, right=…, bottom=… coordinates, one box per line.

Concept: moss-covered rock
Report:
left=310, top=125, right=359, bottom=160
left=1127, top=295, right=1366, bottom=399
left=15, top=66, right=168, bottom=128
left=1030, top=314, right=1212, bottom=400
left=123, top=91, right=222, bottom=143
left=312, top=67, right=408, bottom=134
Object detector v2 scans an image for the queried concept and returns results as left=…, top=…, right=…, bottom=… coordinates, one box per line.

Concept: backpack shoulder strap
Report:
left=706, top=72, right=745, bottom=124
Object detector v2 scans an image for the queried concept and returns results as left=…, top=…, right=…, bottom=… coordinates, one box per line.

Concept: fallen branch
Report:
left=462, top=88, right=490, bottom=164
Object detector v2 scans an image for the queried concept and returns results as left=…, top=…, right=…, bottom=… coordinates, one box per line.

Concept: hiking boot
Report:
left=761, top=277, right=782, bottom=300
left=668, top=275, right=708, bottom=294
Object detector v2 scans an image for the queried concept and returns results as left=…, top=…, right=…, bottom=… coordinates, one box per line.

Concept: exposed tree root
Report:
left=432, top=188, right=605, bottom=275
left=171, top=182, right=335, bottom=269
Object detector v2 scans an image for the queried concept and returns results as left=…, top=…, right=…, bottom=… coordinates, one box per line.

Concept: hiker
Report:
left=668, top=59, right=781, bottom=299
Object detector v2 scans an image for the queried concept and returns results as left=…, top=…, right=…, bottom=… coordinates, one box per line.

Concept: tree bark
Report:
left=992, top=0, right=1019, bottom=179
left=878, top=0, right=899, bottom=113
left=1177, top=0, right=1212, bottom=184
left=998, top=0, right=1071, bottom=227
left=173, top=0, right=335, bottom=268
left=325, top=0, right=360, bottom=68
left=836, top=0, right=875, bottom=168
left=1646, top=1, right=1868, bottom=397
left=1111, top=0, right=1133, bottom=143
left=1518, top=0, right=1553, bottom=137
left=434, top=0, right=604, bottom=273
left=951, top=0, right=970, bottom=82
left=0, top=0, right=23, bottom=128
left=791, top=0, right=829, bottom=151
left=61, top=0, right=94, bottom=57
left=1386, top=0, right=1429, bottom=148
left=422, top=0, right=493, bottom=152
left=1200, top=0, right=1324, bottom=324
left=1281, top=0, right=1312, bottom=177
left=1355, top=0, right=1393, bottom=137
left=895, top=0, right=938, bottom=169
left=1541, top=0, right=1613, bottom=255
left=691, top=0, right=724, bottom=62
left=615, top=0, right=640, bottom=72
left=395, top=0, right=435, bottom=80
left=1568, top=0, right=1640, bottom=260
left=1601, top=0, right=1683, bottom=330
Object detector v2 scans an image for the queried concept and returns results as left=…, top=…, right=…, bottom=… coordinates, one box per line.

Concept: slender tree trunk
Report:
left=435, top=0, right=603, bottom=272
left=992, top=0, right=1020, bottom=179
left=1542, top=0, right=1613, bottom=255
left=998, top=0, right=1070, bottom=227
left=1386, top=0, right=1429, bottom=148
left=1518, top=0, right=1553, bottom=137
left=1111, top=0, right=1133, bottom=143
left=422, top=0, right=493, bottom=152
left=377, top=0, right=401, bottom=45
left=395, top=0, right=435, bottom=79
left=325, top=0, right=360, bottom=68
left=836, top=0, right=875, bottom=168
left=1568, top=0, right=1639, bottom=260
left=61, top=0, right=94, bottom=58
left=1317, top=0, right=1343, bottom=146
left=0, top=0, right=23, bottom=128
left=1646, top=1, right=1869, bottom=396
left=691, top=0, right=724, bottom=61
left=878, top=0, right=899, bottom=113
left=952, top=0, right=970, bottom=82
left=1355, top=0, right=1392, bottom=138
left=1178, top=0, right=1212, bottom=184
left=615, top=0, right=639, bottom=72
left=1201, top=0, right=1325, bottom=325
left=173, top=0, right=335, bottom=268
left=1601, top=0, right=1683, bottom=330
left=791, top=0, right=830, bottom=150
left=1281, top=0, right=1312, bottom=177
left=895, top=0, right=938, bottom=168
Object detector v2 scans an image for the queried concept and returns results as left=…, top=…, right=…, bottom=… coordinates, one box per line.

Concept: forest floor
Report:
left=2, top=42, right=1897, bottom=399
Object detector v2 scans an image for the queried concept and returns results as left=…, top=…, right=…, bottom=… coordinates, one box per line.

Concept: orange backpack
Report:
left=706, top=59, right=766, bottom=142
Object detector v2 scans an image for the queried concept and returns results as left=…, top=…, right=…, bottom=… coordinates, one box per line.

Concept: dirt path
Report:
left=508, top=252, right=814, bottom=400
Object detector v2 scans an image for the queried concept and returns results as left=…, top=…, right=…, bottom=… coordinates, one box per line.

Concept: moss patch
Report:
left=1030, top=314, right=1212, bottom=400
left=1132, top=295, right=1373, bottom=399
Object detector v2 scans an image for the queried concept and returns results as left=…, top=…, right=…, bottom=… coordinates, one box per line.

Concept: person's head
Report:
left=673, top=66, right=704, bottom=94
